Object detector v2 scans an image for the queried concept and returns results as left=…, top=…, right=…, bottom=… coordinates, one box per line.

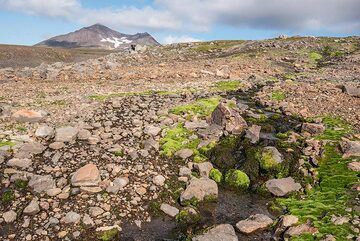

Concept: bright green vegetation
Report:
left=212, top=80, right=242, bottom=92
left=15, top=180, right=28, bottom=190
left=176, top=208, right=201, bottom=225
left=278, top=116, right=358, bottom=240
left=0, top=140, right=16, bottom=148
left=15, top=125, right=27, bottom=133
left=193, top=40, right=244, bottom=52
left=159, top=124, right=199, bottom=157
left=89, top=90, right=178, bottom=101
left=225, top=169, right=250, bottom=190
left=309, top=52, right=323, bottom=62
left=258, top=149, right=280, bottom=171
left=271, top=90, right=286, bottom=101
left=1, top=189, right=15, bottom=205
left=97, top=228, right=119, bottom=241
left=316, top=116, right=352, bottom=141
left=169, top=97, right=221, bottom=118
left=113, top=150, right=124, bottom=157
left=209, top=168, right=223, bottom=183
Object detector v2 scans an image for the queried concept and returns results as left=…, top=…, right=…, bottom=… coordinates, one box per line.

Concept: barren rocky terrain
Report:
left=0, top=36, right=359, bottom=241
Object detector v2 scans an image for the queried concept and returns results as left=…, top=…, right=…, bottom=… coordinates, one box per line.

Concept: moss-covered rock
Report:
left=96, top=228, right=119, bottom=241
left=210, top=136, right=240, bottom=170
left=175, top=207, right=201, bottom=225
left=225, top=169, right=250, bottom=190
left=209, top=168, right=222, bottom=183
left=259, top=147, right=283, bottom=171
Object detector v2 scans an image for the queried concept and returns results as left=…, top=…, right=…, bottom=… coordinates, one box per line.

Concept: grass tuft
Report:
left=169, top=97, right=221, bottom=118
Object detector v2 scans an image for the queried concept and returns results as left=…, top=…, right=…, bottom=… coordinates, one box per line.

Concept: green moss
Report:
left=309, top=52, right=323, bottom=62
left=225, top=169, right=250, bottom=190
left=210, top=136, right=239, bottom=170
left=159, top=124, right=200, bottom=158
left=271, top=90, right=286, bottom=101
left=193, top=40, right=244, bottom=52
left=317, top=116, right=352, bottom=141
left=175, top=208, right=201, bottom=225
left=89, top=90, right=177, bottom=101
left=1, top=189, right=15, bottom=205
left=212, top=80, right=242, bottom=92
left=181, top=197, right=200, bottom=207
left=0, top=140, right=16, bottom=148
left=278, top=144, right=358, bottom=240
left=15, top=180, right=28, bottom=190
left=169, top=97, right=221, bottom=118
left=209, top=168, right=222, bottom=183
left=259, top=149, right=280, bottom=171
left=113, top=150, right=124, bottom=157
left=97, top=228, right=119, bottom=241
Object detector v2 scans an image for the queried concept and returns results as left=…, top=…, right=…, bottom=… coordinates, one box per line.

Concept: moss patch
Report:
left=169, top=97, right=221, bottom=118
left=309, top=52, right=323, bottom=63
left=210, top=135, right=240, bottom=170
left=271, top=90, right=286, bottom=101
left=212, top=80, right=242, bottom=92
left=259, top=149, right=280, bottom=171
left=1, top=189, right=15, bottom=205
left=209, top=168, right=222, bottom=183
left=316, top=116, right=352, bottom=141
left=97, top=228, right=119, bottom=241
left=225, top=169, right=250, bottom=190
left=0, top=140, right=16, bottom=148
left=175, top=208, right=201, bottom=225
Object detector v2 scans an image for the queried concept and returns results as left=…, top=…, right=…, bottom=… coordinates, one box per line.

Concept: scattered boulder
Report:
left=3, top=210, right=17, bottom=223
left=29, top=175, right=55, bottom=193
left=340, top=140, right=360, bottom=158
left=71, top=163, right=101, bottom=187
left=236, top=214, right=273, bottom=234
left=348, top=161, right=360, bottom=171
left=55, top=126, right=79, bottom=142
left=245, top=125, right=261, bottom=144
left=175, top=149, right=194, bottom=159
left=35, top=125, right=54, bottom=138
left=302, top=123, right=325, bottom=136
left=7, top=158, right=32, bottom=169
left=193, top=224, right=238, bottom=241
left=342, top=84, right=360, bottom=97
left=265, top=177, right=301, bottom=196
left=209, top=101, right=247, bottom=134
left=180, top=177, right=218, bottom=205
left=12, top=109, right=46, bottom=123
left=160, top=203, right=179, bottom=217
left=284, top=223, right=318, bottom=238
left=23, top=199, right=40, bottom=215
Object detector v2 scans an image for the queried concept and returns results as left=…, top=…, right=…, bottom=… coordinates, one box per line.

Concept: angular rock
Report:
left=12, top=109, right=45, bottom=123
left=284, top=224, right=318, bottom=238
left=194, top=162, right=213, bottom=177
left=216, top=65, right=231, bottom=79
left=265, top=177, right=302, bottom=197
left=49, top=142, right=65, bottom=150
left=77, top=129, right=92, bottom=140
left=16, top=142, right=46, bottom=157
left=7, top=158, right=32, bottom=169
left=341, top=140, right=360, bottom=158
left=82, top=214, right=95, bottom=226
left=236, top=214, right=273, bottom=234
left=62, top=211, right=81, bottom=224
left=46, top=188, right=62, bottom=197
left=348, top=161, right=360, bottom=171
left=209, top=102, right=247, bottom=134
left=89, top=207, right=104, bottom=217
left=153, top=175, right=166, bottom=186
left=23, top=199, right=40, bottom=215
left=175, top=149, right=194, bottom=159
left=193, top=224, right=238, bottom=241
left=302, top=123, right=325, bottom=136
left=180, top=177, right=218, bottom=205
left=185, top=120, right=209, bottom=130
left=342, top=84, right=360, bottom=97
left=160, top=203, right=179, bottom=217
left=71, top=164, right=100, bottom=187
left=29, top=175, right=55, bottom=193
left=35, top=125, right=54, bottom=138
left=245, top=125, right=261, bottom=144
left=55, top=126, right=79, bottom=142
left=144, top=125, right=162, bottom=136
left=3, top=210, right=17, bottom=223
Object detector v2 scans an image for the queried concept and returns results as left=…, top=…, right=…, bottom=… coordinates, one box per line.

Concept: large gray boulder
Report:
left=180, top=177, right=218, bottom=205
left=193, top=224, right=238, bottom=241
left=265, top=177, right=301, bottom=197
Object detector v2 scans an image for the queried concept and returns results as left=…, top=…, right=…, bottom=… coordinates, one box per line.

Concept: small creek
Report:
left=120, top=88, right=300, bottom=241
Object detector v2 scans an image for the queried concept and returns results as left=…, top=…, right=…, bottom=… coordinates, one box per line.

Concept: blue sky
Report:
left=0, top=0, right=359, bottom=45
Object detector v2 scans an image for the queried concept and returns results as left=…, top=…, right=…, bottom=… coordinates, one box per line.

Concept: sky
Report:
left=0, top=0, right=359, bottom=45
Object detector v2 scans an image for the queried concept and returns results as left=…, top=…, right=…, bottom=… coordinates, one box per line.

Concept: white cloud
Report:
left=163, top=35, right=202, bottom=44
left=0, top=0, right=359, bottom=33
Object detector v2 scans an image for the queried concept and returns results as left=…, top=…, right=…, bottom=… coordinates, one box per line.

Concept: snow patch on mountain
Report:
left=101, top=37, right=132, bottom=48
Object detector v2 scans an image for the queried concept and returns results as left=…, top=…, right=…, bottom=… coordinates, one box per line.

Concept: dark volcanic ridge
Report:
left=35, top=24, right=160, bottom=50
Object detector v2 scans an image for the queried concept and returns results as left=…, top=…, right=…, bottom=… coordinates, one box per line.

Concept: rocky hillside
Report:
left=35, top=24, right=160, bottom=49
left=0, top=36, right=359, bottom=241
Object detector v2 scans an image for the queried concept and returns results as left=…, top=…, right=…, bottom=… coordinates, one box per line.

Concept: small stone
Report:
left=265, top=177, right=302, bottom=197
left=282, top=215, right=299, bottom=227
left=153, top=175, right=166, bottom=186
left=236, top=214, right=273, bottom=234
left=62, top=212, right=81, bottom=224
left=284, top=224, right=318, bottom=238
left=78, top=129, right=91, bottom=140
left=194, top=162, right=213, bottom=177
left=29, top=175, right=55, bottom=193
left=175, top=149, right=194, bottom=159
left=82, top=214, right=94, bottom=226
left=302, top=123, right=325, bottom=135
left=89, top=207, right=104, bottom=217
left=55, top=126, right=79, bottom=142
left=35, top=125, right=54, bottom=138
left=160, top=203, right=179, bottom=217
left=23, top=199, right=40, bottom=215
left=71, top=163, right=100, bottom=187
left=46, top=188, right=62, bottom=197
left=49, top=142, right=65, bottom=150
left=180, top=177, right=218, bottom=204
left=3, top=210, right=17, bottom=223
left=179, top=166, right=192, bottom=176
left=13, top=109, right=45, bottom=123
left=144, top=125, right=162, bottom=136
left=245, top=125, right=261, bottom=144
left=348, top=162, right=360, bottom=171
left=7, top=158, right=32, bottom=169
left=193, top=224, right=238, bottom=241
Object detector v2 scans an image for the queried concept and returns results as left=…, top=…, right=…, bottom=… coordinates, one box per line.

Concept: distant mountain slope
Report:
left=35, top=24, right=160, bottom=49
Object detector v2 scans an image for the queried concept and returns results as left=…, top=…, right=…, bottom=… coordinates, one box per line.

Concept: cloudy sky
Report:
left=0, top=0, right=359, bottom=45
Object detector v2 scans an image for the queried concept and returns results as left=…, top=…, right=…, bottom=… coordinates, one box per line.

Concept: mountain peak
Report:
left=35, top=24, right=160, bottom=49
